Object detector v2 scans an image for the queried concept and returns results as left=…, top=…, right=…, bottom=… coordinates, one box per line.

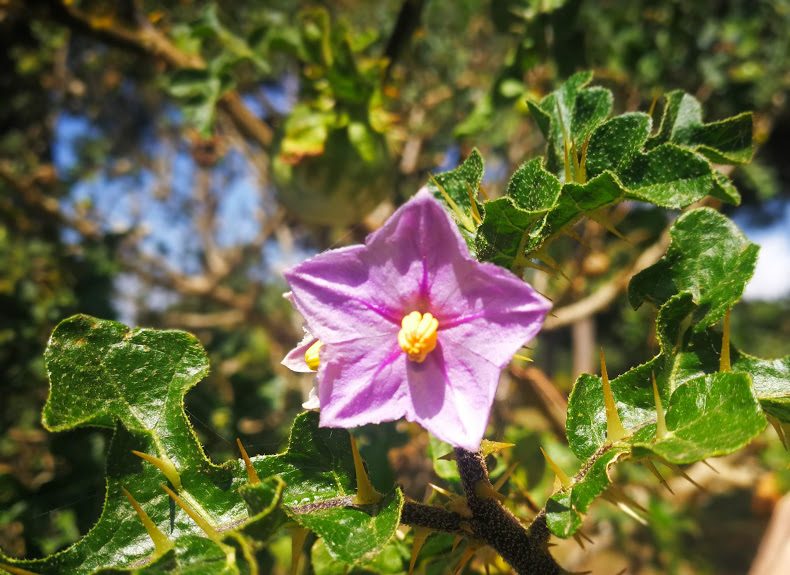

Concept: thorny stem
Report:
left=452, top=448, right=561, bottom=575
left=286, top=448, right=562, bottom=574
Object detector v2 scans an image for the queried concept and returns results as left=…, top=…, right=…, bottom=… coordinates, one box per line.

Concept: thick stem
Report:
left=453, top=448, right=561, bottom=575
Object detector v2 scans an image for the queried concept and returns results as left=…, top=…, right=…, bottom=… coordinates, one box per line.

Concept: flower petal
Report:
left=284, top=245, right=402, bottom=344
left=318, top=337, right=410, bottom=428
left=403, top=341, right=500, bottom=451
left=281, top=328, right=319, bottom=373
left=438, top=262, right=551, bottom=367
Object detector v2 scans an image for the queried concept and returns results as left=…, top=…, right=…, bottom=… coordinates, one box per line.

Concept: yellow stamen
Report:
left=305, top=340, right=323, bottom=371
left=122, top=487, right=174, bottom=556
left=398, top=311, right=439, bottom=363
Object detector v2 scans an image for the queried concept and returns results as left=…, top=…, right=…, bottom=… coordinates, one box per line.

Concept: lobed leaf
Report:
left=629, top=208, right=759, bottom=328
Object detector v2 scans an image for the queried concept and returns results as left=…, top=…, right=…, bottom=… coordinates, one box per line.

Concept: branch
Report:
left=46, top=0, right=272, bottom=148
left=383, top=0, right=427, bottom=82
left=453, top=448, right=561, bottom=575
left=543, top=232, right=670, bottom=330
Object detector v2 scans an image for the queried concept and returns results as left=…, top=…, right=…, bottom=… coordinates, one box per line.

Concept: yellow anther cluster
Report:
left=398, top=311, right=439, bottom=363
left=305, top=340, right=323, bottom=371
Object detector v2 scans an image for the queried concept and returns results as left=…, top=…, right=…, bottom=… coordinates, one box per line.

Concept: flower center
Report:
left=305, top=340, right=323, bottom=371
left=398, top=311, right=439, bottom=363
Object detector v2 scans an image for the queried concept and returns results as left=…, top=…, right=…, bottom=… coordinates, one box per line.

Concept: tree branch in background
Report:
left=46, top=0, right=273, bottom=148
left=543, top=232, right=670, bottom=330
left=383, top=0, right=427, bottom=82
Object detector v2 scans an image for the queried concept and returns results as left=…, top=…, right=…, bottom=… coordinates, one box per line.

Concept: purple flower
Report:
left=282, top=190, right=551, bottom=450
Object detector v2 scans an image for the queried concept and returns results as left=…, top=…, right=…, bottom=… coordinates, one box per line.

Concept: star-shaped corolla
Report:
left=282, top=190, right=551, bottom=450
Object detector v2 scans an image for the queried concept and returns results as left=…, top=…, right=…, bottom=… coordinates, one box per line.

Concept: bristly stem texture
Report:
left=399, top=448, right=561, bottom=574
left=453, top=448, right=561, bottom=575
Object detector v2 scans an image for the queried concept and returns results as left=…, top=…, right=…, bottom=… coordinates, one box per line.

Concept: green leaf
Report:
left=648, top=91, right=753, bottom=164
left=545, top=491, right=582, bottom=538
left=619, top=144, right=714, bottom=208
left=710, top=171, right=742, bottom=206
left=289, top=488, right=403, bottom=565
left=426, top=149, right=484, bottom=219
left=427, top=434, right=461, bottom=486
left=584, top=113, right=652, bottom=180
left=631, top=373, right=765, bottom=463
left=734, top=356, right=790, bottom=423
left=311, top=537, right=410, bottom=575
left=566, top=364, right=659, bottom=461
left=629, top=208, right=759, bottom=328
left=3, top=316, right=402, bottom=573
left=167, top=69, right=225, bottom=136
left=545, top=447, right=629, bottom=538
left=475, top=158, right=561, bottom=267
left=527, top=72, right=613, bottom=176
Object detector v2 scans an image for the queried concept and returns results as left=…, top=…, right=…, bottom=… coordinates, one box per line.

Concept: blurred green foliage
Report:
left=1, top=0, right=789, bottom=572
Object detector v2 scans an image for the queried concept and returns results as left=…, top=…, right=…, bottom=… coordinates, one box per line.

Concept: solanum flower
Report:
left=282, top=190, right=550, bottom=450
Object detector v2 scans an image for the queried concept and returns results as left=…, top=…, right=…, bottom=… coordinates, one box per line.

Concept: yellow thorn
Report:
left=429, top=484, right=473, bottom=517
left=600, top=349, right=627, bottom=444
left=652, top=372, right=668, bottom=441
left=454, top=545, right=479, bottom=575
left=571, top=138, right=581, bottom=183
left=290, top=526, right=309, bottom=575
left=523, top=260, right=559, bottom=279
left=122, top=487, right=174, bottom=556
left=438, top=451, right=456, bottom=461
left=492, top=460, right=520, bottom=492
left=452, top=536, right=462, bottom=551
left=572, top=532, right=587, bottom=552
left=602, top=489, right=647, bottom=525
left=160, top=483, right=222, bottom=545
left=409, top=526, right=433, bottom=575
left=767, top=415, right=789, bottom=451
left=579, top=133, right=590, bottom=183
left=589, top=211, right=629, bottom=243
left=533, top=249, right=570, bottom=282
left=132, top=450, right=182, bottom=490
left=642, top=460, right=673, bottom=494
left=475, top=480, right=507, bottom=502
left=0, top=564, right=41, bottom=575
left=701, top=460, right=719, bottom=474
left=477, top=183, right=489, bottom=201
left=540, top=448, right=572, bottom=490
left=236, top=438, right=260, bottom=486
left=563, top=227, right=591, bottom=250
left=513, top=354, right=534, bottom=363
left=429, top=174, right=476, bottom=232
left=577, top=529, right=595, bottom=545
left=648, top=89, right=661, bottom=119
left=466, top=182, right=483, bottom=225
left=720, top=309, right=731, bottom=373
left=512, top=475, right=541, bottom=514
left=479, top=440, right=516, bottom=457
left=657, top=460, right=706, bottom=492
left=563, top=139, right=572, bottom=184
left=350, top=435, right=382, bottom=505
left=607, top=485, right=647, bottom=513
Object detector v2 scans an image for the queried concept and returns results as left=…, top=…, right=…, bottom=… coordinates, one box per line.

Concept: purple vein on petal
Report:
left=373, top=348, right=402, bottom=381
left=348, top=296, right=401, bottom=324
left=438, top=312, right=487, bottom=329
